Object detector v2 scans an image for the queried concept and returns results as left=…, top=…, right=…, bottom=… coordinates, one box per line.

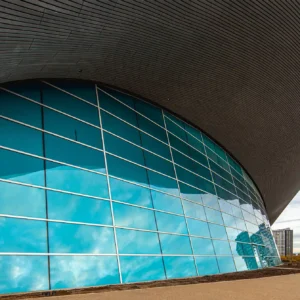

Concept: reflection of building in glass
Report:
left=273, top=228, right=293, bottom=256
left=0, top=80, right=281, bottom=294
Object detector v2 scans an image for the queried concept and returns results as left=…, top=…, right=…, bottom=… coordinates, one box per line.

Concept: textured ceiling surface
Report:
left=1, top=0, right=300, bottom=224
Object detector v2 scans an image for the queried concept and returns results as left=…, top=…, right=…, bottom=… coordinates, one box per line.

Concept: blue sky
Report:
left=272, top=191, right=300, bottom=253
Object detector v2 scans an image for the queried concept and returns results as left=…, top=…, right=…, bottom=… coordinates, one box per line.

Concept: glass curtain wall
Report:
left=0, top=80, right=280, bottom=294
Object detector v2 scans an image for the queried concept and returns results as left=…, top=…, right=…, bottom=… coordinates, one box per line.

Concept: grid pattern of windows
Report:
left=0, top=80, right=281, bottom=294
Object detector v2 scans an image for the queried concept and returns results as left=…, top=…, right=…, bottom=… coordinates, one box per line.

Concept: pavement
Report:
left=22, top=274, right=300, bottom=300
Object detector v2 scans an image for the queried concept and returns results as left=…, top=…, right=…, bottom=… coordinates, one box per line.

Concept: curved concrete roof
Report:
left=1, top=0, right=300, bottom=224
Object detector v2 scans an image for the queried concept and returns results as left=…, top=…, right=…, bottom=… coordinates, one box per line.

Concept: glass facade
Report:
left=0, top=79, right=280, bottom=294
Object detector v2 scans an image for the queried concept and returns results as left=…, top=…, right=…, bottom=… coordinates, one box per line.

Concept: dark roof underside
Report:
left=1, top=0, right=300, bottom=224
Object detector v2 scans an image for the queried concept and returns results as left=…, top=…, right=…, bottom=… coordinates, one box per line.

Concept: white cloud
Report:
left=272, top=191, right=300, bottom=253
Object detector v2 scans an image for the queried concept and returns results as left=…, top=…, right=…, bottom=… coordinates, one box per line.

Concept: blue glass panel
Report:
left=151, top=190, right=183, bottom=214
left=155, top=211, right=187, bottom=234
left=246, top=221, right=259, bottom=234
left=0, top=148, right=45, bottom=186
left=242, top=210, right=257, bottom=224
left=104, top=132, right=145, bottom=165
left=213, top=173, right=236, bottom=195
left=169, top=135, right=189, bottom=153
left=49, top=222, right=115, bottom=254
left=120, top=256, right=165, bottom=283
left=140, top=132, right=171, bottom=160
left=148, top=170, right=179, bottom=196
left=186, top=134, right=205, bottom=154
left=42, top=83, right=99, bottom=126
left=165, top=117, right=187, bottom=141
left=113, top=203, right=156, bottom=230
left=159, top=233, right=192, bottom=254
left=235, top=231, right=250, bottom=243
left=0, top=118, right=43, bottom=156
left=209, top=223, right=227, bottom=240
left=219, top=199, right=234, bottom=215
left=183, top=200, right=206, bottom=221
left=117, top=229, right=161, bottom=254
left=231, top=205, right=244, bottom=219
left=184, top=123, right=202, bottom=141
left=101, top=111, right=141, bottom=145
left=107, top=155, right=148, bottom=187
left=44, top=108, right=102, bottom=149
left=234, top=257, right=248, bottom=271
left=46, top=161, right=108, bottom=198
left=101, top=88, right=135, bottom=107
left=206, top=148, right=230, bottom=171
left=187, top=218, right=210, bottom=237
left=0, top=181, right=46, bottom=218
left=230, top=242, right=242, bottom=256
left=205, top=207, right=224, bottom=225
left=188, top=147, right=209, bottom=167
left=163, top=256, right=196, bottom=279
left=137, top=115, right=168, bottom=143
left=213, top=240, right=232, bottom=255
left=45, top=134, right=105, bottom=173
left=242, top=243, right=255, bottom=256
left=2, top=80, right=41, bottom=102
left=50, top=255, right=120, bottom=289
left=222, top=213, right=237, bottom=228
left=226, top=227, right=240, bottom=241
left=135, top=100, right=164, bottom=126
left=144, top=151, right=175, bottom=177
left=46, top=80, right=97, bottom=104
left=202, top=194, right=220, bottom=210
left=216, top=186, right=236, bottom=201
left=110, top=177, right=153, bottom=208
left=179, top=182, right=203, bottom=203
left=210, top=160, right=233, bottom=183
left=0, top=217, right=47, bottom=252
left=99, top=91, right=138, bottom=126
left=217, top=256, right=236, bottom=273
left=244, top=257, right=259, bottom=270
left=196, top=257, right=219, bottom=275
left=0, top=255, right=48, bottom=294
left=191, top=237, right=215, bottom=255
left=235, top=217, right=247, bottom=231
left=47, top=191, right=112, bottom=225
left=0, top=89, right=42, bottom=127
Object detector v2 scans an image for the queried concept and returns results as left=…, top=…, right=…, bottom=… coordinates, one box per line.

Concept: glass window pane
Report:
left=110, top=177, right=153, bottom=208
left=0, top=118, right=43, bottom=156
left=140, top=132, right=171, bottom=160
left=235, top=217, right=247, bottom=231
left=0, top=255, right=49, bottom=294
left=0, top=217, right=47, bottom=252
left=101, top=88, right=135, bottom=107
left=45, top=134, right=105, bottom=173
left=196, top=257, right=219, bottom=276
left=46, top=161, right=108, bottom=198
left=104, top=132, right=145, bottom=166
left=113, top=202, right=156, bottom=231
left=163, top=256, right=196, bottom=279
left=137, top=115, right=168, bottom=143
left=184, top=123, right=202, bottom=141
left=235, top=231, right=250, bottom=243
left=120, top=256, right=165, bottom=283
left=99, top=91, right=138, bottom=126
left=217, top=256, right=236, bottom=273
left=144, top=151, right=175, bottom=177
left=205, top=207, right=224, bottom=225
left=231, top=205, right=243, bottom=219
left=47, top=191, right=112, bottom=225
left=155, top=211, right=187, bottom=234
left=159, top=233, right=192, bottom=254
left=165, top=117, right=187, bottom=141
left=219, top=199, right=234, bottom=215
left=107, top=155, right=148, bottom=187
left=202, top=194, right=220, bottom=210
left=210, top=160, right=233, bottom=183
left=46, top=80, right=97, bottom=104
left=102, top=111, right=141, bottom=146
left=187, top=218, right=210, bottom=238
left=50, top=255, right=119, bottom=289
left=226, top=227, right=241, bottom=241
left=44, top=108, right=102, bottom=149
left=49, top=222, right=115, bottom=254
left=135, top=100, right=164, bottom=127
left=222, top=213, right=237, bottom=228
left=186, top=134, right=205, bottom=154
left=213, top=240, right=232, bottom=255
left=148, top=170, right=179, bottom=196
left=191, top=237, right=215, bottom=255
left=151, top=190, right=183, bottom=214
left=179, top=182, right=203, bottom=204
left=117, top=228, right=161, bottom=254
left=0, top=148, right=45, bottom=186
left=183, top=200, right=206, bottom=221
left=0, top=89, right=42, bottom=127
left=0, top=181, right=46, bottom=218
left=209, top=223, right=227, bottom=240
left=43, top=84, right=99, bottom=126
